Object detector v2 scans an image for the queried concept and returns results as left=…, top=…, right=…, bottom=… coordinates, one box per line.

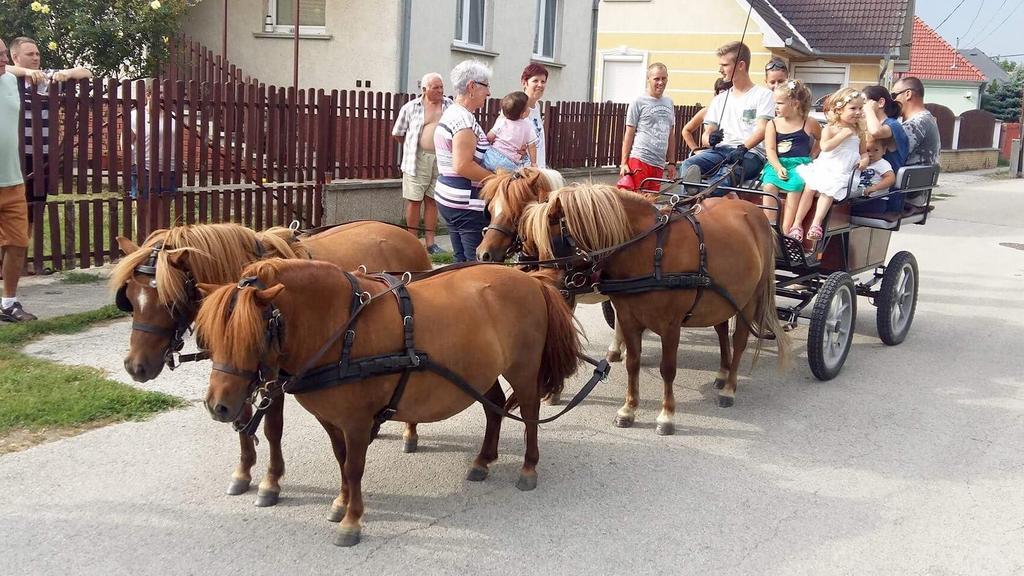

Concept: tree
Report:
left=982, top=67, right=1023, bottom=122
left=0, top=0, right=197, bottom=78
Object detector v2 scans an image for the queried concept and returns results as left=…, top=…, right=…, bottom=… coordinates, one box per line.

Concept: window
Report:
left=533, top=0, right=558, bottom=60
left=268, top=0, right=326, bottom=34
left=793, top=63, right=847, bottom=110
left=455, top=0, right=485, bottom=47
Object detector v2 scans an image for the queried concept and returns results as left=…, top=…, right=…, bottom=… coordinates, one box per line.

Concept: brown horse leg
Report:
left=615, top=320, right=644, bottom=428
left=255, top=398, right=286, bottom=507
left=719, top=319, right=751, bottom=408
left=335, top=419, right=372, bottom=547
left=403, top=423, right=419, bottom=453
left=713, top=321, right=732, bottom=390
left=655, top=323, right=681, bottom=436
left=227, top=403, right=256, bottom=496
left=607, top=305, right=626, bottom=363
left=316, top=417, right=348, bottom=523
left=467, top=380, right=506, bottom=482
left=516, top=388, right=541, bottom=491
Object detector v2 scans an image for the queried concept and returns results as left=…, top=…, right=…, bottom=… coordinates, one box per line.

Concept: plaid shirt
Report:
left=392, top=94, right=451, bottom=176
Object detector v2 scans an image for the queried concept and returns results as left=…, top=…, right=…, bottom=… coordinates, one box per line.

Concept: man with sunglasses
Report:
left=890, top=76, right=940, bottom=166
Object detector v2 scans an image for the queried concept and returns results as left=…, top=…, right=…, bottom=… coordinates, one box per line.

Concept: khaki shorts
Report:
left=0, top=184, right=29, bottom=248
left=402, top=149, right=438, bottom=202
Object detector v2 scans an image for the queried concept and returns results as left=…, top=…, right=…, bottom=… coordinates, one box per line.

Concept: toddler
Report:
left=484, top=91, right=538, bottom=172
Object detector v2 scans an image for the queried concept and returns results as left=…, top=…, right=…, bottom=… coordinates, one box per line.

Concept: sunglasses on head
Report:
left=765, top=60, right=787, bottom=72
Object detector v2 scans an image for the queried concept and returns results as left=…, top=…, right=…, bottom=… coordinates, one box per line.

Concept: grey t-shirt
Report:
left=626, top=95, right=675, bottom=167
left=902, top=110, right=941, bottom=166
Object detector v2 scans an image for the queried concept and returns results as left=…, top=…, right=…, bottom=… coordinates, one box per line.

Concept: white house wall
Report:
left=923, top=82, right=983, bottom=116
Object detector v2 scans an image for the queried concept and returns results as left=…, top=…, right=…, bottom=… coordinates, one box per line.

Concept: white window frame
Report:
left=267, top=0, right=327, bottom=35
left=533, top=0, right=560, bottom=61
left=454, top=0, right=487, bottom=49
left=598, top=47, right=648, bottom=103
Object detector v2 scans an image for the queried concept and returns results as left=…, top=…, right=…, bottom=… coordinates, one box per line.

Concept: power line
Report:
left=970, top=0, right=1024, bottom=46
left=934, top=0, right=968, bottom=31
left=959, top=0, right=987, bottom=43
left=962, top=0, right=1009, bottom=47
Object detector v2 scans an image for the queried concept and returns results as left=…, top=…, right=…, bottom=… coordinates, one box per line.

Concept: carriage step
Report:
left=778, top=235, right=808, bottom=267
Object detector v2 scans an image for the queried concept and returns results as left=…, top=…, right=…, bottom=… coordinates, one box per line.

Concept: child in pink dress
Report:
left=484, top=91, right=538, bottom=172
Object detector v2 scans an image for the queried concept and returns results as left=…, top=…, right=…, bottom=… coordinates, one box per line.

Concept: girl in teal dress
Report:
left=760, top=80, right=816, bottom=234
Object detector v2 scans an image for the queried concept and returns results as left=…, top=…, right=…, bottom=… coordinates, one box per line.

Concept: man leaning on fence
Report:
left=392, top=72, right=451, bottom=255
left=0, top=39, right=37, bottom=322
left=7, top=36, right=93, bottom=202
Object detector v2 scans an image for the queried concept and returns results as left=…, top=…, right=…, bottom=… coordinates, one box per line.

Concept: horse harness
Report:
left=115, top=238, right=268, bottom=370
left=228, top=266, right=610, bottom=439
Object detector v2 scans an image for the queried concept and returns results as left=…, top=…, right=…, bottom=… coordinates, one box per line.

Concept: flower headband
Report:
left=832, top=91, right=864, bottom=110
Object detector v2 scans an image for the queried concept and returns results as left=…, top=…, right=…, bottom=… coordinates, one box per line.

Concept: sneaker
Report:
left=0, top=301, right=38, bottom=322
left=426, top=244, right=446, bottom=255
left=681, top=164, right=703, bottom=195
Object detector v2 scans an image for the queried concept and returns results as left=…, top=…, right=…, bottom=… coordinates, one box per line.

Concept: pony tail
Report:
left=535, top=277, right=582, bottom=399
left=749, top=227, right=791, bottom=371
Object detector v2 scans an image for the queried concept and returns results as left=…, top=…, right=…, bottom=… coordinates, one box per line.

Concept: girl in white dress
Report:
left=788, top=88, right=868, bottom=241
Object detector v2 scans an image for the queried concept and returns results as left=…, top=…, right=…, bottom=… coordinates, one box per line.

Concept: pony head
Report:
left=518, top=184, right=634, bottom=261
left=478, top=167, right=564, bottom=262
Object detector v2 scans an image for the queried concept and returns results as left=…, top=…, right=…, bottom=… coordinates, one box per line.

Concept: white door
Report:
left=602, top=59, right=644, bottom=103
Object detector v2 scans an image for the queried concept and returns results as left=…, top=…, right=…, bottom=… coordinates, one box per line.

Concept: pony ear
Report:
left=547, top=194, right=564, bottom=222
left=165, top=249, right=190, bottom=270
left=523, top=167, right=542, bottom=186
left=196, top=283, right=221, bottom=298
left=254, top=284, right=286, bottom=305
left=116, top=236, right=140, bottom=255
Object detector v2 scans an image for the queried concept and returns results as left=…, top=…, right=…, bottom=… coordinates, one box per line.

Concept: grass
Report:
left=430, top=252, right=454, bottom=265
left=0, top=306, right=185, bottom=444
left=61, top=270, right=105, bottom=284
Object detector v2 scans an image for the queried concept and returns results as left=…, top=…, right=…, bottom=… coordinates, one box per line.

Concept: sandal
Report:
left=806, top=224, right=824, bottom=240
left=786, top=226, right=803, bottom=241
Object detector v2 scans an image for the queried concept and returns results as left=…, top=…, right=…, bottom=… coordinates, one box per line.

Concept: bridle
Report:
left=481, top=221, right=523, bottom=258
left=115, top=241, right=201, bottom=369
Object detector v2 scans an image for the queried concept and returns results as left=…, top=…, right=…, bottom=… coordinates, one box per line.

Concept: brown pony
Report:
left=195, top=259, right=582, bottom=547
left=520, top=184, right=791, bottom=434
left=109, top=221, right=430, bottom=505
left=478, top=170, right=737, bottom=396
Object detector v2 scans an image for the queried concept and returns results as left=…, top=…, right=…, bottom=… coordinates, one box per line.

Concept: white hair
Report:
left=450, top=60, right=491, bottom=96
left=420, top=72, right=443, bottom=88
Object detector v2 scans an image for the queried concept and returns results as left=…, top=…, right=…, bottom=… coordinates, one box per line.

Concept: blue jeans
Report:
left=680, top=147, right=765, bottom=194
left=130, top=167, right=179, bottom=199
left=482, top=148, right=528, bottom=172
left=437, top=204, right=489, bottom=262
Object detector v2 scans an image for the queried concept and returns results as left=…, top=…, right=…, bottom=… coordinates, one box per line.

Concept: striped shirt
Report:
left=22, top=70, right=60, bottom=155
left=392, top=95, right=452, bottom=176
left=433, top=104, right=490, bottom=212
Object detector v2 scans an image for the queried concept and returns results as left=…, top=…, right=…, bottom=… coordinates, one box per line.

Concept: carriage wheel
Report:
left=808, top=272, right=856, bottom=381
left=876, top=251, right=918, bottom=346
left=602, top=300, right=615, bottom=329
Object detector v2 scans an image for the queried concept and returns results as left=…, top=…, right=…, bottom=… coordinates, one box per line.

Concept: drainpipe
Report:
left=398, top=0, right=412, bottom=93
left=587, top=0, right=599, bottom=101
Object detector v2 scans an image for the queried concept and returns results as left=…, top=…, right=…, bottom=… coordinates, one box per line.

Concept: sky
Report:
left=916, top=0, right=1024, bottom=63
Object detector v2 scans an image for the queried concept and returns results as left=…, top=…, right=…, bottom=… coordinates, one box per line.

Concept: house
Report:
left=181, top=0, right=599, bottom=101
left=897, top=17, right=987, bottom=115
left=595, top=0, right=913, bottom=106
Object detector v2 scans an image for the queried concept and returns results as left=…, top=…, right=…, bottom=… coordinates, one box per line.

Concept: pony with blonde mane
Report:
left=196, top=258, right=582, bottom=547
left=478, top=167, right=564, bottom=262
left=110, top=220, right=430, bottom=506
left=520, top=184, right=790, bottom=434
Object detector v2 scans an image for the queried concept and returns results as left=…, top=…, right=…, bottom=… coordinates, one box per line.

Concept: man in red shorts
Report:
left=618, top=62, right=677, bottom=193
left=0, top=38, right=37, bottom=322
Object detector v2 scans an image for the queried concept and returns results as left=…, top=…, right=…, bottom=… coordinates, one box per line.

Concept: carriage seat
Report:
left=848, top=165, right=939, bottom=230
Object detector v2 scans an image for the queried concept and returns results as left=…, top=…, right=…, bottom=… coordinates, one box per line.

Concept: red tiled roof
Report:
left=902, top=17, right=985, bottom=82
left=767, top=0, right=910, bottom=56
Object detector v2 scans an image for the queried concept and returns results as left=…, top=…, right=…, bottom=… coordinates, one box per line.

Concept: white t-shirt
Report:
left=130, top=107, right=177, bottom=170
left=858, top=158, right=894, bottom=190
left=703, top=84, right=775, bottom=151
left=491, top=103, right=547, bottom=168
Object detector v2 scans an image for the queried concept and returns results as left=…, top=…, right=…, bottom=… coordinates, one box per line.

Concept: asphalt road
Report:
left=3, top=172, right=1023, bottom=575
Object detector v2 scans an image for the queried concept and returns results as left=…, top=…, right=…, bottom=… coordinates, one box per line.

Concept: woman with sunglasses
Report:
left=764, top=58, right=789, bottom=90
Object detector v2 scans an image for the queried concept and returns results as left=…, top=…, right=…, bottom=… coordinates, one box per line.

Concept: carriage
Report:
left=633, top=161, right=938, bottom=381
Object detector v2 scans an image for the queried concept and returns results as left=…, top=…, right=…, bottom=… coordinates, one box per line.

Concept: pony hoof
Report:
left=713, top=377, right=726, bottom=390
left=614, top=415, right=634, bottom=428
left=656, top=422, right=675, bottom=436
left=403, top=437, right=418, bottom=453
left=606, top=350, right=623, bottom=363
left=516, top=473, right=538, bottom=491
left=718, top=395, right=735, bottom=408
left=466, top=466, right=489, bottom=482
left=225, top=478, right=251, bottom=496
left=544, top=395, right=560, bottom=406
left=254, top=489, right=280, bottom=508
left=333, top=527, right=361, bottom=547
left=327, top=504, right=346, bottom=523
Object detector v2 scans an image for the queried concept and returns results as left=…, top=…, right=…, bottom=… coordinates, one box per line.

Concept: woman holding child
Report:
left=433, top=60, right=494, bottom=262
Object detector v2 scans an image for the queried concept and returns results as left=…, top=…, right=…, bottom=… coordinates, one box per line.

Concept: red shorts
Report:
left=622, top=158, right=664, bottom=193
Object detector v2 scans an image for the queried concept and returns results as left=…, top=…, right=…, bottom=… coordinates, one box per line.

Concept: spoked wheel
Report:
left=808, top=272, right=856, bottom=381
left=876, top=251, right=918, bottom=346
left=602, top=300, right=615, bottom=329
